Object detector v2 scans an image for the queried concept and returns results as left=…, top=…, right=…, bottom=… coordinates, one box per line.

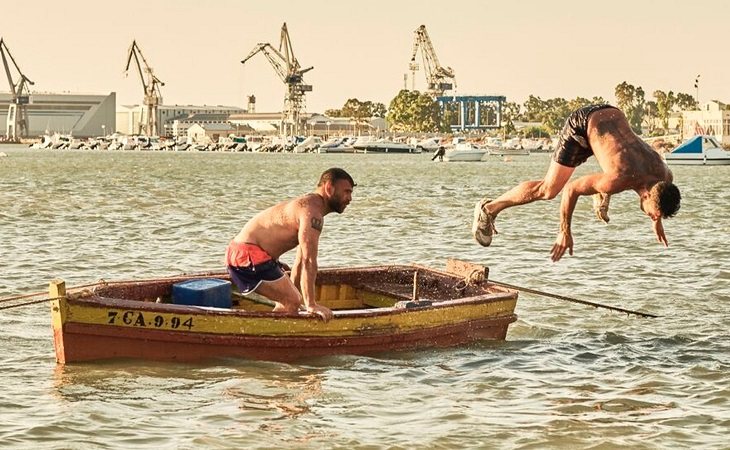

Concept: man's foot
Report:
left=472, top=198, right=498, bottom=246
left=592, top=193, right=610, bottom=223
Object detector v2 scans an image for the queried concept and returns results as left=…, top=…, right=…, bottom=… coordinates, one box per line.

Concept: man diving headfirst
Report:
left=472, top=104, right=681, bottom=262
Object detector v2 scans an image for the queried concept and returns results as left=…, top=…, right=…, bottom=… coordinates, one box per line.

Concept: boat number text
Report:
left=107, top=310, right=194, bottom=330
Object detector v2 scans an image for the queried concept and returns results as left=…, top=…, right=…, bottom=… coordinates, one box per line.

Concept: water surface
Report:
left=1, top=146, right=728, bottom=448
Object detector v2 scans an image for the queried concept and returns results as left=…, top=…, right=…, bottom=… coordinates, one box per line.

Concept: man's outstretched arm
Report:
left=551, top=174, right=612, bottom=262
left=652, top=217, right=668, bottom=247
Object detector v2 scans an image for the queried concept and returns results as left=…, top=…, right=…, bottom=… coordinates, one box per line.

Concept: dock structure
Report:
left=437, top=95, right=506, bottom=132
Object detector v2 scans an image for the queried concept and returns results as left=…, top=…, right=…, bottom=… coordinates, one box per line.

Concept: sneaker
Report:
left=472, top=198, right=497, bottom=246
left=592, top=193, right=610, bottom=224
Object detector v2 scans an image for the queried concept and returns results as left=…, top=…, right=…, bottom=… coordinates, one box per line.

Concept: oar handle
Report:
left=491, top=279, right=658, bottom=319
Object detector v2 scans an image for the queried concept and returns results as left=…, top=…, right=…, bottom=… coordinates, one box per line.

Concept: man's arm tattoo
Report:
left=311, top=217, right=323, bottom=231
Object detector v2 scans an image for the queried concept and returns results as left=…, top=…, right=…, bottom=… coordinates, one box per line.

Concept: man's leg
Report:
left=254, top=276, right=303, bottom=313
left=473, top=160, right=574, bottom=246
left=487, top=160, right=575, bottom=215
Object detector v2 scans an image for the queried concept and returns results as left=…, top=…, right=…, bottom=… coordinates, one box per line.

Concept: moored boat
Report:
left=443, top=142, right=488, bottom=162
left=352, top=137, right=420, bottom=153
left=49, top=259, right=518, bottom=364
left=663, top=135, right=730, bottom=165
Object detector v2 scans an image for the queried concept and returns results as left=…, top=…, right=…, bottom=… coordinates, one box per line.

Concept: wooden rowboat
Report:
left=49, top=259, right=518, bottom=364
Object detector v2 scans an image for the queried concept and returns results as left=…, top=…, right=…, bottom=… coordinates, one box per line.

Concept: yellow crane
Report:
left=241, top=23, right=313, bottom=137
left=408, top=25, right=456, bottom=97
left=1, top=38, right=34, bottom=140
left=124, top=40, right=164, bottom=136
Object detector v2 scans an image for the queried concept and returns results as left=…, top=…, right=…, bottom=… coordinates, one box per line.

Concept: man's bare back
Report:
left=588, top=108, right=672, bottom=194
left=234, top=193, right=324, bottom=260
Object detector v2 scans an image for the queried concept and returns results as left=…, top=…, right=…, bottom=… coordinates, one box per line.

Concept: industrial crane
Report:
left=1, top=38, right=34, bottom=140
left=124, top=40, right=164, bottom=136
left=241, top=23, right=313, bottom=137
left=408, top=25, right=456, bottom=97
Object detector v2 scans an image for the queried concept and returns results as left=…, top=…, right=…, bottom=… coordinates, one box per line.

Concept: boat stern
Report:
left=49, top=279, right=69, bottom=364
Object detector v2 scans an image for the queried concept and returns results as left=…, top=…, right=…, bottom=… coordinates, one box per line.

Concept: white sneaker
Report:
left=472, top=198, right=497, bottom=246
left=592, top=193, right=610, bottom=223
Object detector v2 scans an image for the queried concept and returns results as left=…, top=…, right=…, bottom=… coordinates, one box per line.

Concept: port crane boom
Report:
left=1, top=38, right=34, bottom=140
left=241, top=23, right=312, bottom=137
left=124, top=40, right=164, bottom=136
left=409, top=25, right=456, bottom=96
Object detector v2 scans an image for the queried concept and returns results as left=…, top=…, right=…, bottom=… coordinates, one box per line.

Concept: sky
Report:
left=2, top=0, right=728, bottom=113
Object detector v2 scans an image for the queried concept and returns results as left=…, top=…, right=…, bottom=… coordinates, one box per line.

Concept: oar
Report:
left=490, top=279, right=658, bottom=318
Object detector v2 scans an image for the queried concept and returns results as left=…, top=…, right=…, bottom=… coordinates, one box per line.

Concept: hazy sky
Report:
left=2, top=0, right=728, bottom=112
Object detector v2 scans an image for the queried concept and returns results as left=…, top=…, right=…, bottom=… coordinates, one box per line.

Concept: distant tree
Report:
left=440, top=105, right=457, bottom=132
left=521, top=95, right=611, bottom=135
left=522, top=125, right=551, bottom=138
left=615, top=81, right=645, bottom=134
left=500, top=102, right=522, bottom=136
left=326, top=98, right=387, bottom=120
left=653, top=90, right=675, bottom=130
left=523, top=95, right=547, bottom=122
left=372, top=102, right=387, bottom=118
left=675, top=92, right=699, bottom=111
left=644, top=100, right=658, bottom=133
left=541, top=97, right=570, bottom=134
left=386, top=90, right=441, bottom=132
left=502, top=101, right=521, bottom=122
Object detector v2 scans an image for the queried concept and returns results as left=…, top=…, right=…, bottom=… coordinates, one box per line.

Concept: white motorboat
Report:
left=664, top=135, right=730, bottom=165
left=443, top=142, right=488, bottom=162
left=415, top=137, right=443, bottom=152
left=352, top=137, right=420, bottom=154
left=318, top=137, right=356, bottom=153
left=292, top=136, right=323, bottom=153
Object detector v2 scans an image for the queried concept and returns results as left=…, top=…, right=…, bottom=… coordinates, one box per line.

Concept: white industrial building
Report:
left=682, top=100, right=730, bottom=145
left=0, top=92, right=116, bottom=138
left=116, top=104, right=247, bottom=137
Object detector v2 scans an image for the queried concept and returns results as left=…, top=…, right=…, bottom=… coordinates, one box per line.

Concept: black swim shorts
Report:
left=227, top=260, right=286, bottom=294
left=553, top=104, right=617, bottom=167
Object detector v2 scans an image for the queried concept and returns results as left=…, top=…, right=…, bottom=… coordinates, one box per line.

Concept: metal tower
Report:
left=241, top=23, right=313, bottom=137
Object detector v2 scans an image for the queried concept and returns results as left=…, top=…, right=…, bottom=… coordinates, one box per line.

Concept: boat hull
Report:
left=664, top=156, right=730, bottom=165
left=444, top=150, right=488, bottom=162
left=53, top=312, right=516, bottom=363
left=50, top=262, right=518, bottom=363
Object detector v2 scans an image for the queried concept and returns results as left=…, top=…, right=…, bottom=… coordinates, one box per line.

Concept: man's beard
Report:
left=328, top=197, right=345, bottom=214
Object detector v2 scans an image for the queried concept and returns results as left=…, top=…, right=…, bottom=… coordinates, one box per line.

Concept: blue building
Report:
left=437, top=95, right=506, bottom=132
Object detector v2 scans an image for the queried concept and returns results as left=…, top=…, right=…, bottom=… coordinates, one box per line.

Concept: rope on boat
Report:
left=0, top=296, right=65, bottom=311
left=0, top=269, right=228, bottom=311
left=453, top=268, right=485, bottom=291
left=490, top=279, right=658, bottom=319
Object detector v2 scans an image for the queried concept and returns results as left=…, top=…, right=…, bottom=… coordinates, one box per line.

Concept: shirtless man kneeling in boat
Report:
left=472, top=104, right=681, bottom=262
left=225, top=168, right=356, bottom=321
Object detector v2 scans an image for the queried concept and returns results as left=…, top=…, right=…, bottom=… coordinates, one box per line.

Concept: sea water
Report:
left=1, top=146, right=728, bottom=449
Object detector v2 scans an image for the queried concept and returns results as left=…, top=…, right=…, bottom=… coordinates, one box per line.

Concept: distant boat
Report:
left=664, top=135, right=730, bottom=165
left=443, top=142, right=488, bottom=162
left=488, top=137, right=530, bottom=156
left=352, top=137, right=420, bottom=154
left=318, top=137, right=356, bottom=153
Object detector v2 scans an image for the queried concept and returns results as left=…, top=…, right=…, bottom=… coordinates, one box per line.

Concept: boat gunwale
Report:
left=59, top=264, right=517, bottom=320
left=65, top=285, right=517, bottom=320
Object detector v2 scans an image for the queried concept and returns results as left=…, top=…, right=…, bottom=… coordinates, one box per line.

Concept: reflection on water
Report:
left=1, top=147, right=729, bottom=448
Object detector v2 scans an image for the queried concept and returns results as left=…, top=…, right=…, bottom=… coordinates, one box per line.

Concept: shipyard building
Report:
left=116, top=104, right=248, bottom=137
left=0, top=92, right=116, bottom=138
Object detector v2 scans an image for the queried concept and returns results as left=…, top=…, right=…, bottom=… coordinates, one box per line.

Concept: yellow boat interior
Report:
left=68, top=262, right=498, bottom=313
